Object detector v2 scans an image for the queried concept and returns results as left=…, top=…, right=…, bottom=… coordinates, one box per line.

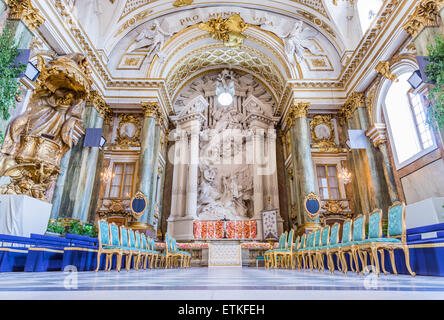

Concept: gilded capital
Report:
left=141, top=102, right=160, bottom=118
left=285, top=102, right=310, bottom=126
left=366, top=123, right=388, bottom=148
left=338, top=92, right=365, bottom=125
left=7, top=0, right=45, bottom=32
left=403, top=0, right=444, bottom=39
left=87, top=90, right=112, bottom=119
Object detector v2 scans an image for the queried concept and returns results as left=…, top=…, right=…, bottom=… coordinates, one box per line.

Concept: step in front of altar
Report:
left=208, top=241, right=242, bottom=267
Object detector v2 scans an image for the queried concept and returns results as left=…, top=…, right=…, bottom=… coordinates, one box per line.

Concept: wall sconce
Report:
left=338, top=167, right=352, bottom=184
left=101, top=167, right=115, bottom=183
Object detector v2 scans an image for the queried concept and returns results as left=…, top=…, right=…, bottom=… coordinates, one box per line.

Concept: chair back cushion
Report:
left=342, top=220, right=352, bottom=244
left=388, top=203, right=404, bottom=238
left=165, top=234, right=170, bottom=252
left=307, top=232, right=314, bottom=248
left=129, top=230, right=136, bottom=249
left=369, top=210, right=382, bottom=239
left=142, top=234, right=148, bottom=250
left=110, top=223, right=120, bottom=246
left=136, top=232, right=142, bottom=249
left=353, top=216, right=365, bottom=242
left=99, top=221, right=110, bottom=246
left=294, top=236, right=300, bottom=250
left=120, top=226, right=128, bottom=247
left=173, top=238, right=177, bottom=251
left=330, top=224, right=339, bottom=246
left=314, top=229, right=321, bottom=248
left=321, top=226, right=330, bottom=246
left=300, top=234, right=306, bottom=249
left=287, top=230, right=294, bottom=249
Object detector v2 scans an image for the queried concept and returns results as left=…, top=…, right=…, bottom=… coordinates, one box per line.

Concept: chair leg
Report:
left=95, top=252, right=102, bottom=272
left=402, top=245, right=416, bottom=277
left=388, top=249, right=398, bottom=275
left=116, top=253, right=122, bottom=272
left=349, top=252, right=356, bottom=273
left=370, top=246, right=380, bottom=276
left=357, top=250, right=366, bottom=275
left=378, top=249, right=388, bottom=275
left=340, top=252, right=348, bottom=274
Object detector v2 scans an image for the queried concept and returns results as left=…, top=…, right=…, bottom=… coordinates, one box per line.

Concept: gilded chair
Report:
left=340, top=215, right=365, bottom=275
left=273, top=232, right=288, bottom=269
left=275, top=230, right=294, bottom=269
left=264, top=234, right=284, bottom=269
left=165, top=234, right=181, bottom=268
left=150, top=238, right=163, bottom=268
left=295, top=234, right=306, bottom=269
left=291, top=236, right=300, bottom=269
left=316, top=226, right=331, bottom=272
left=360, top=203, right=415, bottom=276
left=119, top=225, right=132, bottom=271
left=307, top=229, right=321, bottom=271
left=355, top=209, right=389, bottom=275
left=326, top=223, right=341, bottom=274
left=127, top=229, right=140, bottom=270
left=94, top=220, right=116, bottom=272
left=106, top=223, right=129, bottom=272
left=299, top=232, right=314, bottom=270
left=337, top=219, right=356, bottom=274
left=135, top=231, right=148, bottom=270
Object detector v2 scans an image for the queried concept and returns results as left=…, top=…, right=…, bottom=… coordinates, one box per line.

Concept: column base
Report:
left=167, top=217, right=196, bottom=241
left=0, top=195, right=52, bottom=237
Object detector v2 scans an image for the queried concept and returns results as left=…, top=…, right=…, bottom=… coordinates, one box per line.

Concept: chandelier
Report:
left=338, top=167, right=352, bottom=184
left=101, top=167, right=115, bottom=183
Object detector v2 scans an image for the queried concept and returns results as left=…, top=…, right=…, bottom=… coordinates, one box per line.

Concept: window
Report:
left=384, top=72, right=436, bottom=166
left=316, top=165, right=341, bottom=200
left=109, top=162, right=135, bottom=199
left=357, top=0, right=383, bottom=33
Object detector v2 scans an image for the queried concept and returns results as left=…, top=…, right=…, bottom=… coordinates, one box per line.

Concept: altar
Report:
left=166, top=70, right=284, bottom=241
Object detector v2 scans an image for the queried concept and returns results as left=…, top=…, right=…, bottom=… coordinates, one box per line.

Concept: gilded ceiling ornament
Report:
left=338, top=92, right=365, bottom=125
left=375, top=61, right=398, bottom=82
left=198, top=14, right=249, bottom=48
left=310, top=115, right=337, bottom=151
left=173, top=0, right=193, bottom=7
left=403, top=0, right=444, bottom=39
left=7, top=0, right=45, bottom=32
left=115, top=114, right=141, bottom=147
left=0, top=54, right=92, bottom=201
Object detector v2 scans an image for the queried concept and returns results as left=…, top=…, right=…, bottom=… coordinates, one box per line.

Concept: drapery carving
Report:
left=0, top=54, right=92, bottom=201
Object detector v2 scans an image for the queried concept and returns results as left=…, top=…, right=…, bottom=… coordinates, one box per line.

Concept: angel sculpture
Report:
left=261, top=20, right=321, bottom=66
left=128, top=20, right=173, bottom=62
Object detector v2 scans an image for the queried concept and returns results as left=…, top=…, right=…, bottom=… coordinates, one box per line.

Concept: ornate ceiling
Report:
left=31, top=0, right=421, bottom=118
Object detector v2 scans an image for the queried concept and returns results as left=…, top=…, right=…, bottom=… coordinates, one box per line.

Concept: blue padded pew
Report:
left=62, top=234, right=103, bottom=271
left=25, top=234, right=71, bottom=272
left=0, top=234, right=41, bottom=272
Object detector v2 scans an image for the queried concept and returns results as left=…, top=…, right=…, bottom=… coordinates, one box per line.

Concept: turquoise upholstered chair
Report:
left=308, top=229, right=321, bottom=271
left=340, top=215, right=365, bottom=275
left=148, top=238, right=162, bottom=268
left=135, top=231, right=147, bottom=270
left=95, top=220, right=115, bottom=272
left=265, top=232, right=287, bottom=269
left=295, top=234, right=306, bottom=269
left=291, top=236, right=300, bottom=269
left=326, top=223, right=341, bottom=274
left=358, top=203, right=415, bottom=276
left=127, top=229, right=139, bottom=271
left=300, top=232, right=314, bottom=270
left=118, top=226, right=132, bottom=271
left=355, top=209, right=388, bottom=275
left=338, top=219, right=355, bottom=274
left=103, top=223, right=127, bottom=272
left=316, top=226, right=331, bottom=272
left=275, top=230, right=293, bottom=269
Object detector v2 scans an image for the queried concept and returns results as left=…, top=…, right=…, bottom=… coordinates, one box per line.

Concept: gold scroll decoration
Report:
left=198, top=14, right=249, bottom=48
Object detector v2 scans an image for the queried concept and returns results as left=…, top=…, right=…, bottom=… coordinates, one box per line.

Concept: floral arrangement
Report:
left=154, top=242, right=209, bottom=250
left=240, top=242, right=275, bottom=249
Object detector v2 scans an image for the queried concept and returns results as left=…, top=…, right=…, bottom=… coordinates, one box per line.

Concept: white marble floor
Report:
left=0, top=267, right=444, bottom=300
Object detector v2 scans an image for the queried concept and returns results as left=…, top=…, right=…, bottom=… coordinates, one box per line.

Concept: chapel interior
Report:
left=0, top=0, right=444, bottom=297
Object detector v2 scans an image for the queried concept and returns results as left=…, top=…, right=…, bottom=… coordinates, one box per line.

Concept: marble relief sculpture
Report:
left=0, top=54, right=91, bottom=201
left=128, top=19, right=173, bottom=62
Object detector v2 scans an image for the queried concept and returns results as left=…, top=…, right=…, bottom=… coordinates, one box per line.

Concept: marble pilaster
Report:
left=137, top=102, right=160, bottom=226
left=288, top=103, right=318, bottom=227
left=146, top=120, right=162, bottom=226
left=185, top=123, right=201, bottom=219
left=367, top=123, right=400, bottom=203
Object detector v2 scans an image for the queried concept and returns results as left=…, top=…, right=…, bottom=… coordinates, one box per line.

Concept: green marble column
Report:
left=137, top=102, right=160, bottom=226
left=57, top=93, right=108, bottom=222
left=50, top=149, right=72, bottom=219
left=287, top=102, right=319, bottom=230
left=146, top=121, right=161, bottom=226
